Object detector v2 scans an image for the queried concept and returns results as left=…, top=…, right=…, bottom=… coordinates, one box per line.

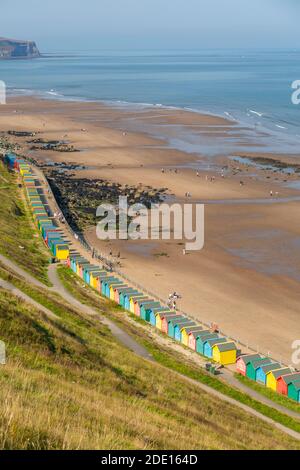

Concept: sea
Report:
left=1, top=49, right=300, bottom=155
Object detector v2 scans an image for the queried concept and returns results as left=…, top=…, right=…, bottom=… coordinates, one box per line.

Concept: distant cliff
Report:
left=0, top=37, right=40, bottom=59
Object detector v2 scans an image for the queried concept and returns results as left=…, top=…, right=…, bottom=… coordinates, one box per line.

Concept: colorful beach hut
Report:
left=133, top=297, right=151, bottom=317
left=246, top=358, right=272, bottom=381
left=265, top=368, right=292, bottom=391
left=287, top=380, right=300, bottom=403
left=155, top=311, right=175, bottom=331
left=110, top=282, right=124, bottom=301
left=256, top=362, right=281, bottom=385
left=212, top=342, right=237, bottom=365
left=181, top=326, right=202, bottom=347
left=149, top=307, right=169, bottom=327
left=168, top=316, right=188, bottom=339
left=196, top=333, right=219, bottom=355
left=129, top=295, right=148, bottom=314
left=119, top=288, right=138, bottom=308
left=203, top=337, right=227, bottom=359
left=174, top=321, right=196, bottom=342
left=277, top=373, right=300, bottom=396
left=140, top=301, right=161, bottom=322
left=162, top=314, right=182, bottom=335
left=188, top=329, right=209, bottom=351
left=90, top=271, right=107, bottom=291
left=124, top=290, right=140, bottom=311
left=236, top=354, right=261, bottom=376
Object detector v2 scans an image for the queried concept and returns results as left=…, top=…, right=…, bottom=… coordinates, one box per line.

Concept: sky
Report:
left=0, top=0, right=299, bottom=51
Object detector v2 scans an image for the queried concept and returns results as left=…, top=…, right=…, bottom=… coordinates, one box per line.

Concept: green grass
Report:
left=56, top=265, right=300, bottom=435
left=235, top=373, right=300, bottom=413
left=0, top=161, right=50, bottom=284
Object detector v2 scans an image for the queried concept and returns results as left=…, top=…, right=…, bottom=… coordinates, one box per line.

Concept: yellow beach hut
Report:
left=155, top=310, right=174, bottom=330
left=212, top=342, right=237, bottom=365
left=129, top=294, right=145, bottom=313
left=266, top=367, right=292, bottom=392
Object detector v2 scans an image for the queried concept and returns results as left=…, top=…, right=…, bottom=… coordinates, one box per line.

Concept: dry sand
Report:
left=1, top=96, right=300, bottom=365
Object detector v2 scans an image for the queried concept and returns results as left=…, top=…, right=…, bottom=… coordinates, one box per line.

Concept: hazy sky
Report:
left=0, top=0, right=299, bottom=51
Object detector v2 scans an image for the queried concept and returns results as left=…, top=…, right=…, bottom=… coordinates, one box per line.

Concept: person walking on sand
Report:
left=270, top=190, right=273, bottom=197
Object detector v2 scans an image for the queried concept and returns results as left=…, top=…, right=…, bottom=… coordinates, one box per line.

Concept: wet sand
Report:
left=1, top=96, right=300, bottom=364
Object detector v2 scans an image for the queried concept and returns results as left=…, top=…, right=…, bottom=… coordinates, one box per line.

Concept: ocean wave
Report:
left=248, top=109, right=264, bottom=117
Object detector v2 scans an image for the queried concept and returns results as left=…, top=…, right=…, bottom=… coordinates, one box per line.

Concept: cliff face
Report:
left=0, top=37, right=40, bottom=59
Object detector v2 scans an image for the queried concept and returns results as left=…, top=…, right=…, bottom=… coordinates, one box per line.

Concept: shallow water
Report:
left=2, top=49, right=300, bottom=156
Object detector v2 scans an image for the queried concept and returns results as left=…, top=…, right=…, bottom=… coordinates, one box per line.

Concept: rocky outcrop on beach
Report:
left=46, top=169, right=168, bottom=232
left=0, top=37, right=40, bottom=59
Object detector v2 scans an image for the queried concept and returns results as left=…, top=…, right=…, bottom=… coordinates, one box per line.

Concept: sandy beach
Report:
left=1, top=96, right=300, bottom=364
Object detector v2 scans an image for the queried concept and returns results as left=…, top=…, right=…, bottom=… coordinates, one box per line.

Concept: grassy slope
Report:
left=57, top=266, right=300, bottom=434
left=0, top=161, right=49, bottom=284
left=0, top=286, right=300, bottom=450
left=0, top=159, right=299, bottom=449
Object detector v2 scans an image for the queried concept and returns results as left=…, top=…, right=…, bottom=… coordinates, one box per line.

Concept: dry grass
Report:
left=0, top=288, right=299, bottom=450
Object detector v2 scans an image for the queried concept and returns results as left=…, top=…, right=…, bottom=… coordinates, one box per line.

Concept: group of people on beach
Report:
left=167, top=291, right=181, bottom=310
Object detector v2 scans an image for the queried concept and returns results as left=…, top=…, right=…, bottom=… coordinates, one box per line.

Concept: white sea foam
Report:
left=248, top=109, right=263, bottom=117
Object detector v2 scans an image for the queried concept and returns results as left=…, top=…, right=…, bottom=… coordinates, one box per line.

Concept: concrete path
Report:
left=0, top=252, right=152, bottom=361
left=0, top=253, right=299, bottom=442
left=0, top=278, right=57, bottom=320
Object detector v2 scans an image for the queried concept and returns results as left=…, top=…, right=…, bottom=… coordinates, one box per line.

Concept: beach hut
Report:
left=149, top=307, right=169, bottom=327
left=174, top=321, right=196, bottom=342
left=49, top=238, right=67, bottom=256
left=212, top=342, right=237, bottom=365
left=188, top=329, right=209, bottom=351
left=155, top=311, right=174, bottom=330
left=55, top=244, right=70, bottom=261
left=77, top=261, right=91, bottom=279
left=167, top=316, right=188, bottom=339
left=124, top=290, right=140, bottom=311
left=43, top=227, right=60, bottom=242
left=203, top=337, right=228, bottom=359
left=4, top=153, right=16, bottom=169
left=129, top=295, right=148, bottom=314
left=110, top=282, right=124, bottom=301
left=181, top=326, right=202, bottom=347
left=70, top=255, right=85, bottom=273
left=246, top=358, right=272, bottom=381
left=111, top=284, right=128, bottom=303
left=161, top=314, right=182, bottom=335
left=266, top=368, right=292, bottom=391
left=140, top=301, right=161, bottom=322
left=287, top=380, right=300, bottom=403
left=134, top=297, right=151, bottom=317
left=90, top=271, right=107, bottom=291
left=236, top=354, right=261, bottom=376
left=46, top=231, right=63, bottom=244
left=83, top=266, right=100, bottom=285
left=119, top=288, right=137, bottom=307
left=102, top=277, right=119, bottom=297
left=196, top=333, right=219, bottom=355
left=256, top=362, right=281, bottom=385
left=277, top=373, right=300, bottom=396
